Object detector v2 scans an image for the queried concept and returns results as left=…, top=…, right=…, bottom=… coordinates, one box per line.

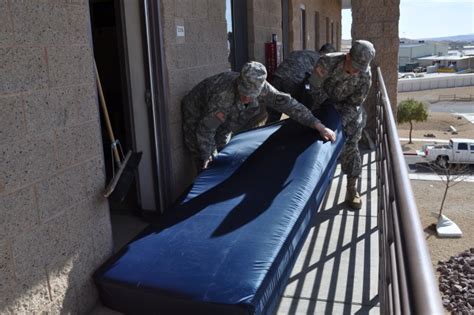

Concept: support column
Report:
left=352, top=0, right=400, bottom=139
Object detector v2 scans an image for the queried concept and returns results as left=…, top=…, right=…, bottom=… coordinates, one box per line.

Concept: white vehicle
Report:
left=418, top=138, right=474, bottom=167
left=400, top=72, right=416, bottom=79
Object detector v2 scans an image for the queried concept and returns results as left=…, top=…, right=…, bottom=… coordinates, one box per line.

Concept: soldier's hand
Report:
left=202, top=158, right=212, bottom=169
left=314, top=122, right=336, bottom=143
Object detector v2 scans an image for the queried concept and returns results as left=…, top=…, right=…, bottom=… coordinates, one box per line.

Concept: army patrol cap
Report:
left=238, top=61, right=267, bottom=98
left=349, top=40, right=375, bottom=73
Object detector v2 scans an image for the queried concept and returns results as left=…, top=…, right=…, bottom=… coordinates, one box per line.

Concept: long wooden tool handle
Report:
left=94, top=62, right=121, bottom=165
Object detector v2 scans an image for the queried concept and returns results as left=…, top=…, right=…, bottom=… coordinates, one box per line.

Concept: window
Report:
left=225, top=0, right=248, bottom=71
left=314, top=12, right=320, bottom=50
left=325, top=17, right=330, bottom=44
left=331, top=21, right=334, bottom=44
left=225, top=0, right=234, bottom=70
left=300, top=7, right=306, bottom=49
left=458, top=143, right=468, bottom=150
left=470, top=144, right=474, bottom=151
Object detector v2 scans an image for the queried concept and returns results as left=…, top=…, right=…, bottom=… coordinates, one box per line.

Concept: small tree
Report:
left=397, top=98, right=429, bottom=144
left=428, top=163, right=473, bottom=218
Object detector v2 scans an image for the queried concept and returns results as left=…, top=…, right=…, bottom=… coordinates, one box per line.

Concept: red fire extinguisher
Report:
left=265, top=34, right=282, bottom=82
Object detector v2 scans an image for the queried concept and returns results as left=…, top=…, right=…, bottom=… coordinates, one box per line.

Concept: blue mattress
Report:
left=94, top=106, right=344, bottom=314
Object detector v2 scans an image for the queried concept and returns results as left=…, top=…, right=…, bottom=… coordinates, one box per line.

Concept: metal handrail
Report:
left=375, top=67, right=443, bottom=314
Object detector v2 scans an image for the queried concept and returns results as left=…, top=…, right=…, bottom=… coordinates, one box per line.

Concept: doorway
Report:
left=89, top=0, right=172, bottom=251
left=89, top=0, right=140, bottom=213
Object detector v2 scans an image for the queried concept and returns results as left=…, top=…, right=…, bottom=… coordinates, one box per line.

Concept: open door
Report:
left=89, top=0, right=170, bottom=215
left=89, top=0, right=140, bottom=213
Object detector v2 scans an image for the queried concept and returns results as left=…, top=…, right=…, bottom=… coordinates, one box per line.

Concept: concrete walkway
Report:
left=457, top=113, right=474, bottom=124
left=428, top=101, right=474, bottom=123
left=276, top=151, right=379, bottom=314
left=399, top=137, right=449, bottom=143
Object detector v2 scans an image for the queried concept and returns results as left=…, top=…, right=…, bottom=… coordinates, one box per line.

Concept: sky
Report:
left=342, top=0, right=474, bottom=40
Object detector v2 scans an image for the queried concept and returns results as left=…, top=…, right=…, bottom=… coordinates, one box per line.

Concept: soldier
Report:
left=307, top=40, right=376, bottom=210
left=267, top=50, right=319, bottom=123
left=267, top=43, right=335, bottom=123
left=182, top=61, right=336, bottom=171
left=318, top=43, right=336, bottom=55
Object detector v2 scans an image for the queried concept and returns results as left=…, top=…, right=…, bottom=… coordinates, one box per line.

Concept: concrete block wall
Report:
left=288, top=0, right=341, bottom=52
left=352, top=0, right=400, bottom=135
left=398, top=73, right=474, bottom=92
left=161, top=0, right=230, bottom=201
left=247, top=0, right=282, bottom=63
left=0, top=1, right=111, bottom=313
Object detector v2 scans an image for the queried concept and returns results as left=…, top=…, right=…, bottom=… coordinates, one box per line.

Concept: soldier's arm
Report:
left=261, top=81, right=319, bottom=127
left=306, top=57, right=331, bottom=108
left=260, top=82, right=336, bottom=142
left=195, top=111, right=225, bottom=166
left=308, top=56, right=331, bottom=89
left=215, top=124, right=232, bottom=151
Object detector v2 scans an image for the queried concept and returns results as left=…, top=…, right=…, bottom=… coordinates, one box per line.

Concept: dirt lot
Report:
left=397, top=111, right=474, bottom=154
left=397, top=87, right=474, bottom=268
left=398, top=86, right=474, bottom=103
left=411, top=180, right=473, bottom=267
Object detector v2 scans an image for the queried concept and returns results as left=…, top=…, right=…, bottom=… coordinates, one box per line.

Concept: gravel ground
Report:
left=437, top=248, right=474, bottom=314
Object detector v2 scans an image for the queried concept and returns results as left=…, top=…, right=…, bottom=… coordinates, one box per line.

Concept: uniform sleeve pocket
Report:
left=202, top=112, right=225, bottom=129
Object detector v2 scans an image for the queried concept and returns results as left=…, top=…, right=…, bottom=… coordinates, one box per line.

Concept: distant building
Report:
left=462, top=45, right=474, bottom=56
left=341, top=39, right=351, bottom=53
left=417, top=54, right=474, bottom=73
left=399, top=41, right=449, bottom=67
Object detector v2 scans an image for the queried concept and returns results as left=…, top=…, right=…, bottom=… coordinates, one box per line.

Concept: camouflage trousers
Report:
left=333, top=103, right=366, bottom=178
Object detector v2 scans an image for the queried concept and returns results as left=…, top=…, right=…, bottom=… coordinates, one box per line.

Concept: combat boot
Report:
left=345, top=176, right=362, bottom=210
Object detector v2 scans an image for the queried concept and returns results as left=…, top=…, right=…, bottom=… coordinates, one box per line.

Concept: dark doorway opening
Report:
left=89, top=0, right=139, bottom=213
left=300, top=7, right=306, bottom=50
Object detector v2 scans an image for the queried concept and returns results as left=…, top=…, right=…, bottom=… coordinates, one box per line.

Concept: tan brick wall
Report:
left=0, top=1, right=111, bottom=313
left=352, top=0, right=400, bottom=137
left=162, top=1, right=344, bottom=202
left=161, top=0, right=230, bottom=201
left=247, top=0, right=283, bottom=63
left=289, top=0, right=341, bottom=52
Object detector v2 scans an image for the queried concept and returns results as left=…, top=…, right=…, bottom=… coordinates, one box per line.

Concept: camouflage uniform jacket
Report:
left=308, top=53, right=372, bottom=178
left=182, top=72, right=320, bottom=162
left=309, top=52, right=372, bottom=108
left=273, top=50, right=320, bottom=86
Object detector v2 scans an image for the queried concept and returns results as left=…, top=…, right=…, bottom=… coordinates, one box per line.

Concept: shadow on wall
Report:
left=1, top=192, right=111, bottom=314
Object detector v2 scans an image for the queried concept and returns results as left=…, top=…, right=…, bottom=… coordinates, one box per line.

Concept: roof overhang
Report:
left=342, top=0, right=351, bottom=9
